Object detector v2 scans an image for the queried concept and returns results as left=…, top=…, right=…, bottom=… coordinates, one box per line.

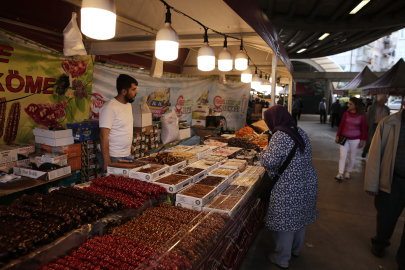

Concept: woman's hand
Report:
left=366, top=190, right=378, bottom=196
left=335, top=136, right=339, bottom=144
left=358, top=140, right=364, bottom=149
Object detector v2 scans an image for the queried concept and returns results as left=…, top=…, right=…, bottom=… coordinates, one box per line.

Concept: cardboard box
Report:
left=13, top=166, right=71, bottom=181
left=254, top=104, right=262, bottom=113
left=133, top=125, right=152, bottom=135
left=0, top=161, right=16, bottom=174
left=128, top=164, right=169, bottom=181
left=153, top=174, right=192, bottom=193
left=67, top=122, right=100, bottom=141
left=35, top=136, right=74, bottom=147
left=192, top=104, right=210, bottom=114
left=68, top=156, right=82, bottom=171
left=133, top=112, right=153, bottom=127
left=33, top=128, right=73, bottom=139
left=3, top=144, right=36, bottom=158
left=0, top=146, right=18, bottom=164
left=30, top=152, right=68, bottom=167
left=37, top=143, right=81, bottom=159
left=167, top=160, right=187, bottom=174
left=191, top=119, right=206, bottom=127
left=192, top=111, right=209, bottom=120
left=176, top=202, right=203, bottom=211
left=176, top=185, right=218, bottom=206
left=178, top=128, right=191, bottom=140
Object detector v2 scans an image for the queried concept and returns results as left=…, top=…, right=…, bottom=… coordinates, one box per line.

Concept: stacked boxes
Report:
left=191, top=105, right=210, bottom=127
left=80, top=140, right=101, bottom=182
left=133, top=124, right=159, bottom=156
left=0, top=144, right=34, bottom=174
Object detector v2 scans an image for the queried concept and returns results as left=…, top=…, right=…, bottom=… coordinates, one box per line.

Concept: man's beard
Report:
left=125, top=93, right=136, bottom=103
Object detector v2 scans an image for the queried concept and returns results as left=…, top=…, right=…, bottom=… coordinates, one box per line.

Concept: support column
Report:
left=270, top=56, right=277, bottom=106
left=288, top=77, right=293, bottom=114
left=325, top=79, right=331, bottom=116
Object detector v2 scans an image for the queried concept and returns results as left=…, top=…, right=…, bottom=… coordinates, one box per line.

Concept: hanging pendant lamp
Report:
left=218, top=36, right=233, bottom=71
left=198, top=28, right=215, bottom=71
left=241, top=66, right=252, bottom=83
left=251, top=68, right=261, bottom=89
left=81, top=0, right=116, bottom=40
left=155, top=6, right=179, bottom=61
left=262, top=74, right=271, bottom=93
left=235, top=40, right=248, bottom=70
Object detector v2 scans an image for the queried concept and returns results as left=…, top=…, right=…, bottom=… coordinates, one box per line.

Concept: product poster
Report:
left=0, top=40, right=93, bottom=144
left=91, top=64, right=250, bottom=132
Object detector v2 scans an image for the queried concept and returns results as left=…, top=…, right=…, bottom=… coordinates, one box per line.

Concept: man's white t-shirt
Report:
left=99, top=98, right=133, bottom=157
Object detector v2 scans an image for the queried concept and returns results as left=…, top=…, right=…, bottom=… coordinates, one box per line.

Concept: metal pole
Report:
left=271, top=56, right=277, bottom=106
left=288, top=78, right=293, bottom=114
left=325, top=79, right=332, bottom=116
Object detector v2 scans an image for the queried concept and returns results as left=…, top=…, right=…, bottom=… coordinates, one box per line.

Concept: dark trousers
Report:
left=320, top=109, right=327, bottom=123
left=292, top=111, right=298, bottom=125
left=372, top=174, right=405, bottom=269
left=298, top=109, right=302, bottom=120
left=331, top=113, right=340, bottom=128
left=362, top=123, right=378, bottom=156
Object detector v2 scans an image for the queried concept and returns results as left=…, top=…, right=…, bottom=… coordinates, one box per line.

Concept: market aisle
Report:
left=240, top=114, right=404, bottom=270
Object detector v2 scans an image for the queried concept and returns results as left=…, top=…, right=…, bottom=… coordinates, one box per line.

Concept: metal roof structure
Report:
left=256, top=0, right=405, bottom=59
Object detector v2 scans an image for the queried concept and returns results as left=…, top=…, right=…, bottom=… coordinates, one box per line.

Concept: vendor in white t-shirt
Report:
left=98, top=74, right=138, bottom=173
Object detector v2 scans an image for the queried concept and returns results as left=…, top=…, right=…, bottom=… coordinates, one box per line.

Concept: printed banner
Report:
left=0, top=40, right=93, bottom=144
left=91, top=64, right=250, bottom=132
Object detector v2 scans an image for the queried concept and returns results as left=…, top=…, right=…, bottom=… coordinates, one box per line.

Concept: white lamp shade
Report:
left=241, top=68, right=252, bottom=83
left=251, top=74, right=261, bottom=89
left=218, top=47, right=233, bottom=71
left=155, top=23, right=179, bottom=61
left=235, top=50, right=248, bottom=70
left=198, top=43, right=215, bottom=71
left=81, top=0, right=116, bottom=40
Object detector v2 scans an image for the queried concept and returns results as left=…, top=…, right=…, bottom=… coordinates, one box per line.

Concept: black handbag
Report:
left=338, top=135, right=347, bottom=146
left=259, top=143, right=298, bottom=202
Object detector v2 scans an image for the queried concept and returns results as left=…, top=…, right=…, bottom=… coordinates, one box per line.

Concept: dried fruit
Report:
left=0, top=97, right=6, bottom=138
left=3, top=102, right=21, bottom=144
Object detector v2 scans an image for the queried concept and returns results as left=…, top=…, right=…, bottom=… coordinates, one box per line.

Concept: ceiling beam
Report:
left=284, top=31, right=301, bottom=47
left=0, top=16, right=63, bottom=36
left=287, top=1, right=298, bottom=21
left=371, top=1, right=405, bottom=22
left=306, top=0, right=325, bottom=23
left=328, top=0, right=357, bottom=23
left=348, top=0, right=387, bottom=23
left=293, top=71, right=385, bottom=81
left=301, top=32, right=343, bottom=53
left=61, top=0, right=158, bottom=35
left=310, top=31, right=365, bottom=55
left=286, top=32, right=320, bottom=54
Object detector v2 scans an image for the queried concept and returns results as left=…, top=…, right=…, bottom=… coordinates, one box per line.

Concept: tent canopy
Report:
left=334, top=66, right=379, bottom=95
left=362, top=59, right=405, bottom=96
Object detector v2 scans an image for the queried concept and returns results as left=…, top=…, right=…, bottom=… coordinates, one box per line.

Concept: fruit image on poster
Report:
left=0, top=41, right=93, bottom=144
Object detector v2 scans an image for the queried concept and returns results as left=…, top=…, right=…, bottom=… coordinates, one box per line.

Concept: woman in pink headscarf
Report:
left=260, top=105, right=319, bottom=269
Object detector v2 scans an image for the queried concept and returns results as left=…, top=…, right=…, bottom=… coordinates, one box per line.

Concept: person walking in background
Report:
left=298, top=98, right=304, bottom=120
left=330, top=99, right=341, bottom=128
left=335, top=97, right=368, bottom=181
left=260, top=105, right=318, bottom=269
left=292, top=95, right=300, bottom=125
left=340, top=102, right=349, bottom=118
left=364, top=102, right=405, bottom=269
left=319, top=98, right=327, bottom=123
left=362, top=94, right=390, bottom=158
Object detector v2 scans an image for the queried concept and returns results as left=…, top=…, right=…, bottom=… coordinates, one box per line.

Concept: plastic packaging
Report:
left=160, top=108, right=179, bottom=144
left=63, top=12, right=87, bottom=56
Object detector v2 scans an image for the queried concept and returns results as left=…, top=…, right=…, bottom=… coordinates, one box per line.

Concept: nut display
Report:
left=233, top=175, right=259, bottom=186
left=167, top=145, right=194, bottom=152
left=221, top=185, right=249, bottom=197
left=177, top=167, right=205, bottom=176
left=227, top=137, right=259, bottom=150
left=140, top=152, right=181, bottom=166
left=155, top=174, right=190, bottom=185
left=38, top=235, right=192, bottom=270
left=189, top=160, right=217, bottom=169
left=202, top=153, right=227, bottom=162
left=206, top=195, right=241, bottom=210
left=137, top=166, right=162, bottom=173
left=234, top=126, right=256, bottom=137
left=242, top=166, right=265, bottom=176
left=179, top=184, right=215, bottom=198
left=197, top=176, right=226, bottom=187
left=210, top=168, right=237, bottom=176
left=3, top=102, right=21, bottom=144
left=171, top=151, right=197, bottom=161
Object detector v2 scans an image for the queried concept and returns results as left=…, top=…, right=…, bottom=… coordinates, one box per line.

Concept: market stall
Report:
left=333, top=66, right=378, bottom=96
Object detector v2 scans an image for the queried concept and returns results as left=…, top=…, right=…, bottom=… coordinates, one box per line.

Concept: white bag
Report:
left=161, top=108, right=179, bottom=144
left=63, top=12, right=87, bottom=56
left=139, top=96, right=151, bottom=113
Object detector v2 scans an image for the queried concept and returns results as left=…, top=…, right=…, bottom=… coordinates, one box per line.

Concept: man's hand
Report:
left=335, top=136, right=339, bottom=144
left=366, top=191, right=378, bottom=196
left=358, top=140, right=364, bottom=149
left=103, top=162, right=109, bottom=173
left=131, top=145, right=135, bottom=154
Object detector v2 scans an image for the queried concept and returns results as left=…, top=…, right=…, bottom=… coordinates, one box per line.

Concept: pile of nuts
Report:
left=222, top=185, right=249, bottom=197
left=177, top=167, right=205, bottom=176
left=206, top=195, right=241, bottom=211
left=179, top=184, right=215, bottom=198
left=233, top=176, right=259, bottom=186
left=171, top=151, right=197, bottom=161
left=197, top=176, right=226, bottom=187
left=111, top=204, right=229, bottom=262
left=137, top=166, right=162, bottom=173
left=141, top=152, right=181, bottom=166
left=210, top=168, right=237, bottom=176
left=155, top=174, right=190, bottom=185
left=227, top=137, right=259, bottom=150
left=190, top=160, right=217, bottom=169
